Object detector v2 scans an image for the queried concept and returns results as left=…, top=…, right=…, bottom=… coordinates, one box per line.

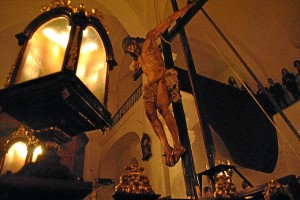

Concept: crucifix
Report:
left=122, top=0, right=213, bottom=198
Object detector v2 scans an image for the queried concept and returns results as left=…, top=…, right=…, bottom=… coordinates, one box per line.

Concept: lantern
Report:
left=0, top=1, right=117, bottom=144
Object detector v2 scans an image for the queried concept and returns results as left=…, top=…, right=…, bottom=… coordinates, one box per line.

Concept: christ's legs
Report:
left=144, top=101, right=175, bottom=166
left=156, top=79, right=185, bottom=164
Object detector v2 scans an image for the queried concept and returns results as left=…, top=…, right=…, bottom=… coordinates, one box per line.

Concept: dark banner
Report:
left=176, top=67, right=278, bottom=173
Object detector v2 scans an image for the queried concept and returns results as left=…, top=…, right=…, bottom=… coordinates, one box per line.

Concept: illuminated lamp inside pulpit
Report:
left=0, top=1, right=117, bottom=144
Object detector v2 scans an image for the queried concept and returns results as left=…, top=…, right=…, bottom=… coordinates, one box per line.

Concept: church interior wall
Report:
left=0, top=0, right=300, bottom=199
left=90, top=90, right=300, bottom=198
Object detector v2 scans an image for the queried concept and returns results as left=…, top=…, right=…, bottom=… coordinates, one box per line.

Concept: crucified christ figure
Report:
left=122, top=1, right=195, bottom=167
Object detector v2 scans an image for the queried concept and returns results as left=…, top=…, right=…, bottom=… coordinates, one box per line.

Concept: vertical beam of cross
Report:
left=161, top=0, right=216, bottom=197
left=170, top=0, right=216, bottom=168
left=161, top=36, right=199, bottom=198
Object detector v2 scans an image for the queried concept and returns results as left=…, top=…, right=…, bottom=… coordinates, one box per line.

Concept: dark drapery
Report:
left=175, top=67, right=278, bottom=173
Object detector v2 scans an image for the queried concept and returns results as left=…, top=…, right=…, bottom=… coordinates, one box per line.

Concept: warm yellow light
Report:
left=23, top=53, right=41, bottom=80
left=12, top=142, right=27, bottom=158
left=16, top=17, right=69, bottom=83
left=76, top=26, right=107, bottom=103
left=52, top=45, right=61, bottom=56
left=81, top=42, right=98, bottom=52
left=2, top=142, right=27, bottom=173
left=76, top=64, right=86, bottom=77
left=77, top=60, right=105, bottom=88
left=42, top=27, right=70, bottom=47
left=32, top=145, right=43, bottom=162
left=42, top=26, right=99, bottom=52
left=80, top=28, right=99, bottom=52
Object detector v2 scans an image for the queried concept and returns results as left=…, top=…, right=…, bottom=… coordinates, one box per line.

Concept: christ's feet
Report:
left=163, top=146, right=175, bottom=167
left=163, top=145, right=185, bottom=167
left=173, top=145, right=186, bottom=164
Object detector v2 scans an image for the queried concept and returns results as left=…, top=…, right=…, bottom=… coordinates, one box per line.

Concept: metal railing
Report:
left=112, top=84, right=143, bottom=125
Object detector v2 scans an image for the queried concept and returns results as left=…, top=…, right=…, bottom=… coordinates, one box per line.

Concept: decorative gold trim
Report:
left=41, top=0, right=73, bottom=12
left=263, top=180, right=293, bottom=200
left=65, top=23, right=80, bottom=71
left=86, top=8, right=108, bottom=31
left=114, top=164, right=155, bottom=195
left=4, top=64, right=15, bottom=88
left=213, top=173, right=238, bottom=199
left=5, top=126, right=39, bottom=148
left=41, top=0, right=108, bottom=31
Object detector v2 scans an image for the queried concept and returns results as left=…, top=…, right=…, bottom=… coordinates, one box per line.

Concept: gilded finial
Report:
left=114, top=164, right=155, bottom=195
left=40, top=0, right=108, bottom=31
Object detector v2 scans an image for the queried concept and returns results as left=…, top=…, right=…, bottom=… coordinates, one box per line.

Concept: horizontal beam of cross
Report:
left=166, top=0, right=208, bottom=41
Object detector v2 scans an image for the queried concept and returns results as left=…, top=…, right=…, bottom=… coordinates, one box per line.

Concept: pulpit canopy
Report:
left=0, top=1, right=117, bottom=144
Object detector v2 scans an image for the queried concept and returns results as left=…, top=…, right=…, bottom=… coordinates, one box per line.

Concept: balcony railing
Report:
left=112, top=84, right=143, bottom=125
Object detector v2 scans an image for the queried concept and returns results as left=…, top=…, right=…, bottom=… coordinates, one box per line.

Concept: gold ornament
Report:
left=114, top=164, right=155, bottom=195
left=263, top=180, right=293, bottom=200
left=213, top=173, right=238, bottom=199
left=41, top=0, right=108, bottom=32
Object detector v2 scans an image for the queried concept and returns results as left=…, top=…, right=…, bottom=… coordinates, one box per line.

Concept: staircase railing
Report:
left=112, top=84, right=143, bottom=125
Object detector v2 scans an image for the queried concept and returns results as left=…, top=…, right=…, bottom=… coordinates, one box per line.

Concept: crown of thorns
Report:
left=122, top=35, right=145, bottom=52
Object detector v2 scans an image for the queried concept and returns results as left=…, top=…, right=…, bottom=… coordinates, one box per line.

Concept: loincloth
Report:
left=143, top=68, right=181, bottom=103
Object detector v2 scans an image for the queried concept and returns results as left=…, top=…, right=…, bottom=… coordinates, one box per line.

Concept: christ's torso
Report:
left=140, top=39, right=166, bottom=84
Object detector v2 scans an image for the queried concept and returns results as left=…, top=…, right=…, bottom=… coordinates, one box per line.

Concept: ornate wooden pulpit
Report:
left=0, top=0, right=117, bottom=144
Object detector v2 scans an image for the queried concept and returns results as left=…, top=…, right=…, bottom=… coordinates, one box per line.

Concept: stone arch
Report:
left=99, top=131, right=141, bottom=178
left=97, top=131, right=141, bottom=200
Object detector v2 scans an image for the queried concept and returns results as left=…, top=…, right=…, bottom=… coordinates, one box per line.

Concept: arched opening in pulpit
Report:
left=15, top=17, right=69, bottom=84
left=2, top=142, right=27, bottom=173
left=0, top=126, right=42, bottom=174
left=2, top=142, right=43, bottom=174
